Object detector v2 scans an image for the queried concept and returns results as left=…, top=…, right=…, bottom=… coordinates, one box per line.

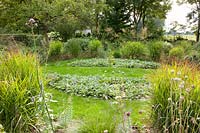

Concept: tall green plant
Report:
left=0, top=52, right=41, bottom=132
left=121, top=41, right=146, bottom=59
left=150, top=63, right=200, bottom=132
left=148, top=41, right=163, bottom=61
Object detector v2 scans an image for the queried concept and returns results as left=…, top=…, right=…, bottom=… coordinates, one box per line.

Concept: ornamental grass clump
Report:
left=150, top=62, right=200, bottom=132
left=0, top=52, right=41, bottom=132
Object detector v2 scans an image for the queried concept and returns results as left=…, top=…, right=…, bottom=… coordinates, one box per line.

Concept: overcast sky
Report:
left=165, top=0, right=192, bottom=30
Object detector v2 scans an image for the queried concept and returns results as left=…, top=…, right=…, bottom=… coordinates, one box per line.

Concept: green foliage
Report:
left=113, top=50, right=121, bottom=58
left=121, top=42, right=146, bottom=59
left=162, top=42, right=173, bottom=56
left=175, top=40, right=193, bottom=54
left=0, top=52, right=41, bottom=132
left=169, top=46, right=184, bottom=59
left=88, top=39, right=103, bottom=57
left=49, top=41, right=62, bottom=57
left=63, top=38, right=82, bottom=58
left=150, top=63, right=200, bottom=132
left=148, top=41, right=163, bottom=61
left=47, top=74, right=149, bottom=100
left=68, top=58, right=160, bottom=69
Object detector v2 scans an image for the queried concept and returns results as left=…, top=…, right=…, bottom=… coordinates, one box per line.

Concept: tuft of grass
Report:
left=0, top=52, right=41, bottom=132
left=150, top=62, right=200, bottom=132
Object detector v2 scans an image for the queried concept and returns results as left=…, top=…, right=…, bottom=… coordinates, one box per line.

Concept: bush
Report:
left=121, top=41, right=146, bottom=59
left=88, top=39, right=103, bottom=57
left=169, top=46, right=184, bottom=59
left=148, top=41, right=163, bottom=61
left=63, top=38, right=82, bottom=57
left=0, top=52, right=41, bottom=132
left=150, top=63, right=200, bottom=132
left=113, top=50, right=121, bottom=58
left=163, top=42, right=173, bottom=56
left=175, top=40, right=193, bottom=54
left=48, top=40, right=63, bottom=57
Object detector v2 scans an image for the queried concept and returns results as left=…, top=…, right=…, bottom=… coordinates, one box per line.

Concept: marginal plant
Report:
left=150, top=62, right=200, bottom=132
left=0, top=52, right=41, bottom=132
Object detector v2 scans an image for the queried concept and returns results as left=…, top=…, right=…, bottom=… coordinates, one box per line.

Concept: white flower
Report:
left=29, top=18, right=36, bottom=24
left=177, top=71, right=181, bottom=75
left=179, top=81, right=185, bottom=89
left=170, top=69, right=175, bottom=74
left=171, top=77, right=182, bottom=82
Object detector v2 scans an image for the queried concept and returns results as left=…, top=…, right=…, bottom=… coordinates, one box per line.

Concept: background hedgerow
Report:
left=0, top=52, right=41, bottom=132
left=150, top=62, right=200, bottom=132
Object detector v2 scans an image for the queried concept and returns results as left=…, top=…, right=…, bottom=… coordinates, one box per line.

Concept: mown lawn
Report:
left=44, top=59, right=153, bottom=78
left=44, top=59, right=153, bottom=132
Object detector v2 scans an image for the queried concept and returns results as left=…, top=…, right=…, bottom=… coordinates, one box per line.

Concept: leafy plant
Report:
left=69, top=58, right=160, bottom=69
left=47, top=74, right=150, bottom=100
left=48, top=40, right=63, bottom=57
left=121, top=41, right=146, bottom=59
left=150, top=62, right=200, bottom=132
left=0, top=52, right=41, bottom=132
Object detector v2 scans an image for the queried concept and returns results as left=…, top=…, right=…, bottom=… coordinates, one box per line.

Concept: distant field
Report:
left=164, top=35, right=196, bottom=41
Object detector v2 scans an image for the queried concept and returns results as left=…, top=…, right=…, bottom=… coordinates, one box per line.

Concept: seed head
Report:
left=126, top=112, right=131, bottom=117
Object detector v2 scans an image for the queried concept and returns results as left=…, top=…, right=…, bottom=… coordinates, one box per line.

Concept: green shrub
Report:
left=169, top=46, right=184, bottom=59
left=150, top=63, right=200, bottom=132
left=121, top=41, right=146, bottom=59
left=88, top=39, right=103, bottom=57
left=0, top=52, right=41, bottom=132
left=63, top=38, right=82, bottom=57
left=49, top=40, right=63, bottom=57
left=163, top=42, right=173, bottom=56
left=175, top=40, right=193, bottom=54
left=113, top=50, right=121, bottom=58
left=148, top=41, right=163, bottom=61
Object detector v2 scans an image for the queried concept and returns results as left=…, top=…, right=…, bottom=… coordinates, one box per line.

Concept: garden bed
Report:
left=47, top=74, right=151, bottom=100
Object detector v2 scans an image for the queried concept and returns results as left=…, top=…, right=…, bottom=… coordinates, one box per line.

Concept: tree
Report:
left=178, top=0, right=200, bottom=42
left=105, top=0, right=132, bottom=33
left=102, top=0, right=171, bottom=39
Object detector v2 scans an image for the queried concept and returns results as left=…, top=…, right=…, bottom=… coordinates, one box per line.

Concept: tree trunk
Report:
left=197, top=11, right=200, bottom=42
